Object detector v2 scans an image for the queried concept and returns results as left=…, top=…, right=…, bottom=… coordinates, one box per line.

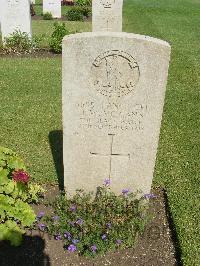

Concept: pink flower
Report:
left=12, top=169, right=30, bottom=184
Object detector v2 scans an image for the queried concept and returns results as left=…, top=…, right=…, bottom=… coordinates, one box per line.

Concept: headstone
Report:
left=1, top=0, right=31, bottom=40
left=43, top=0, right=61, bottom=18
left=62, top=32, right=171, bottom=196
left=92, top=0, right=123, bottom=32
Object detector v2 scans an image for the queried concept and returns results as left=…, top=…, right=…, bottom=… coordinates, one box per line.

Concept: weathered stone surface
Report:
left=92, top=0, right=123, bottom=32
left=43, top=0, right=61, bottom=18
left=1, top=0, right=31, bottom=40
left=62, top=32, right=170, bottom=196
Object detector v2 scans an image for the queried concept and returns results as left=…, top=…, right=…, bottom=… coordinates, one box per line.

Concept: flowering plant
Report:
left=0, top=147, right=44, bottom=246
left=41, top=179, right=151, bottom=257
left=12, top=169, right=30, bottom=183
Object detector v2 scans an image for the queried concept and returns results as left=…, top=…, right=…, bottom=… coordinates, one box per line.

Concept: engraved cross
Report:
left=90, top=134, right=130, bottom=178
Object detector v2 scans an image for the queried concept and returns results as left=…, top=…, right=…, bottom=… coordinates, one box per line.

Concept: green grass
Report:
left=32, top=20, right=91, bottom=47
left=0, top=0, right=199, bottom=265
left=31, top=0, right=91, bottom=47
left=0, top=58, right=62, bottom=183
left=123, top=0, right=200, bottom=265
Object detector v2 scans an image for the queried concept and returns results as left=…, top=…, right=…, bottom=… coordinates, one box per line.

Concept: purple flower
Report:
left=104, top=179, right=111, bottom=186
left=64, top=232, right=71, bottom=240
left=38, top=223, right=46, bottom=231
left=116, top=239, right=122, bottom=245
left=72, top=239, right=79, bottom=244
left=52, top=215, right=59, bottom=221
left=106, top=222, right=111, bottom=229
left=143, top=193, right=157, bottom=199
left=101, top=234, right=107, bottom=240
left=37, top=211, right=45, bottom=220
left=91, top=245, right=97, bottom=253
left=69, top=221, right=75, bottom=227
left=54, top=233, right=62, bottom=240
left=76, top=218, right=84, bottom=225
left=68, top=244, right=77, bottom=252
left=122, top=189, right=130, bottom=195
left=69, top=204, right=77, bottom=212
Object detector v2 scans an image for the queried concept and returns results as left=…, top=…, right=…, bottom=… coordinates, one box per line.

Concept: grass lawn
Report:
left=123, top=0, right=200, bottom=265
left=31, top=0, right=92, bottom=47
left=32, top=20, right=91, bottom=47
left=0, top=0, right=199, bottom=265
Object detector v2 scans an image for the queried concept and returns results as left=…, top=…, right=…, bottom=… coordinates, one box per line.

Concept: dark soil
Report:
left=32, top=15, right=68, bottom=21
left=32, top=15, right=92, bottom=22
left=0, top=187, right=180, bottom=266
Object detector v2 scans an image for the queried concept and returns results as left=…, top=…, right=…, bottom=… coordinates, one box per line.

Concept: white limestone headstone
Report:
left=92, top=0, right=123, bottom=32
left=43, top=0, right=61, bottom=18
left=62, top=32, right=171, bottom=196
left=1, top=0, right=31, bottom=40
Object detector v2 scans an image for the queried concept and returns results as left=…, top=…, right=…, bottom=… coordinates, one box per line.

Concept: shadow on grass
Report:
left=163, top=190, right=183, bottom=266
left=0, top=236, right=50, bottom=266
left=49, top=130, right=64, bottom=191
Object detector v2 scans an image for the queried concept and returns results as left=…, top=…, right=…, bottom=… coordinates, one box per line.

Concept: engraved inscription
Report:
left=92, top=50, right=140, bottom=107
left=78, top=101, right=147, bottom=132
left=100, top=0, right=115, bottom=8
left=103, top=17, right=116, bottom=31
left=8, top=0, right=19, bottom=5
left=7, top=0, right=21, bottom=23
left=8, top=0, right=19, bottom=6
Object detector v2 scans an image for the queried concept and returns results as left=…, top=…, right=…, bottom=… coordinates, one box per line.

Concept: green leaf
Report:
left=0, top=169, right=9, bottom=185
left=0, top=223, right=9, bottom=240
left=4, top=180, right=15, bottom=194
left=7, top=157, right=25, bottom=171
left=4, top=220, right=24, bottom=246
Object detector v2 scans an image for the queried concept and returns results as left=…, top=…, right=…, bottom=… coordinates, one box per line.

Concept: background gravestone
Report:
left=43, top=0, right=61, bottom=18
left=92, top=0, right=123, bottom=32
left=62, top=32, right=171, bottom=196
left=1, top=0, right=31, bottom=40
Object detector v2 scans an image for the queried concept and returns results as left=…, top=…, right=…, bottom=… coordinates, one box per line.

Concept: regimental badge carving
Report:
left=100, top=0, right=115, bottom=8
left=92, top=50, right=140, bottom=107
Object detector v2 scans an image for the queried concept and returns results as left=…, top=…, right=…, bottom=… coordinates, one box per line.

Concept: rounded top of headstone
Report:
left=62, top=32, right=171, bottom=49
